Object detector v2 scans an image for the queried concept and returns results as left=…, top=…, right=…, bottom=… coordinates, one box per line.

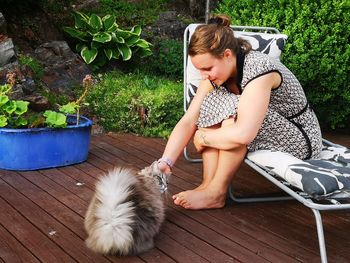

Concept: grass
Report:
left=87, top=70, right=183, bottom=138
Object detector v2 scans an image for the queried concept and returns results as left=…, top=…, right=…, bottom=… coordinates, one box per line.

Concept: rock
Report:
left=74, top=0, right=100, bottom=11
left=189, top=0, right=218, bottom=20
left=24, top=94, right=51, bottom=112
left=0, top=61, right=17, bottom=85
left=10, top=83, right=24, bottom=100
left=147, top=11, right=187, bottom=40
left=0, top=38, right=16, bottom=67
left=0, top=60, right=33, bottom=83
left=189, top=0, right=207, bottom=19
left=34, top=41, right=75, bottom=66
left=0, top=12, right=7, bottom=34
left=0, top=61, right=37, bottom=101
left=21, top=77, right=36, bottom=95
left=34, top=41, right=91, bottom=92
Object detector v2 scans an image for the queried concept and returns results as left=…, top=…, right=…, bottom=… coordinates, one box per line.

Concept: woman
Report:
left=158, top=14, right=322, bottom=210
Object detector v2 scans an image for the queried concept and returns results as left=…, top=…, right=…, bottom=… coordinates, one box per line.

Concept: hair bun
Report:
left=208, top=14, right=231, bottom=27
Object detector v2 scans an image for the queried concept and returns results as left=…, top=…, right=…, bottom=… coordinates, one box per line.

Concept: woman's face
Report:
left=191, top=49, right=235, bottom=86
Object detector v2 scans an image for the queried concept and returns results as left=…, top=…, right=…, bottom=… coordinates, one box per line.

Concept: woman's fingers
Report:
left=193, top=130, right=205, bottom=153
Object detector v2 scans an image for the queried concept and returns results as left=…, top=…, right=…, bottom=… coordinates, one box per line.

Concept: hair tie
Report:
left=208, top=17, right=222, bottom=25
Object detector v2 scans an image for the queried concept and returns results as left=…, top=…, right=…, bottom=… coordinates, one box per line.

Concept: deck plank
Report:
left=0, top=189, right=75, bottom=262
left=0, top=170, right=112, bottom=263
left=0, top=214, right=40, bottom=263
left=1, top=132, right=350, bottom=262
left=105, top=133, right=350, bottom=262
left=91, top=135, right=303, bottom=262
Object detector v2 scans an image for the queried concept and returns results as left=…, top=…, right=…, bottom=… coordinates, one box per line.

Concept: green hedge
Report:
left=217, top=0, right=350, bottom=129
left=147, top=39, right=183, bottom=78
left=87, top=71, right=183, bottom=137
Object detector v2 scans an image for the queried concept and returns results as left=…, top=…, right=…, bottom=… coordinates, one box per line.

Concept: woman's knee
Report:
left=221, top=116, right=236, bottom=127
left=200, top=123, right=221, bottom=131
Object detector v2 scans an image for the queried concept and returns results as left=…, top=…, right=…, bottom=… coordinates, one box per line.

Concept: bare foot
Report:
left=194, top=181, right=209, bottom=191
left=172, top=187, right=226, bottom=210
left=194, top=173, right=215, bottom=190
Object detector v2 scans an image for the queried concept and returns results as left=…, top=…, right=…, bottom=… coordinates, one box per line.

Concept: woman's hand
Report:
left=193, top=129, right=206, bottom=153
left=157, top=160, right=172, bottom=174
left=197, top=79, right=214, bottom=95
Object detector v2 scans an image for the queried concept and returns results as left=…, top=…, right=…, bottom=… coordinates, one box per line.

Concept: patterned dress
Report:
left=197, top=51, right=322, bottom=160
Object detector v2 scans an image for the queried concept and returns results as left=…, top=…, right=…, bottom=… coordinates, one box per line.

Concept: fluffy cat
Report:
left=84, top=161, right=169, bottom=255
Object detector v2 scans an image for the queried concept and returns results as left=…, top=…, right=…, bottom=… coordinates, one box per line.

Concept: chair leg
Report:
left=311, top=209, right=328, bottom=263
left=228, top=185, right=294, bottom=203
left=183, top=147, right=202, bottom=163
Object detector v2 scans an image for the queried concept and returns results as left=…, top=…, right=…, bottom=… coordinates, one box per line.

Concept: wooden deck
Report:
left=1, top=132, right=350, bottom=263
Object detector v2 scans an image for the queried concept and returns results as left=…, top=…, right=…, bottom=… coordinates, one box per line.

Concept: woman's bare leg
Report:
left=195, top=124, right=220, bottom=189
left=174, top=118, right=247, bottom=209
left=172, top=124, right=221, bottom=202
left=197, top=147, right=219, bottom=189
left=174, top=145, right=247, bottom=209
left=172, top=129, right=219, bottom=204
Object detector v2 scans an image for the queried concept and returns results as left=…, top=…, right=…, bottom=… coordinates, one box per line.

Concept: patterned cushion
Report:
left=247, top=143, right=350, bottom=198
left=234, top=31, right=287, bottom=59
left=185, top=24, right=288, bottom=109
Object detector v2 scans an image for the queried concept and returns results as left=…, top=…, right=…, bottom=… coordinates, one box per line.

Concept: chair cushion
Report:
left=185, top=24, right=288, bottom=108
left=234, top=31, right=287, bottom=59
left=247, top=142, right=350, bottom=198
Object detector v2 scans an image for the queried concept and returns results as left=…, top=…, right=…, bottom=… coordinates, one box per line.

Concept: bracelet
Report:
left=158, top=157, right=173, bottom=168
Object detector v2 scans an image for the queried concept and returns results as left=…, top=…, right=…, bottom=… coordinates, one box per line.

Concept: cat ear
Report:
left=151, top=161, right=161, bottom=174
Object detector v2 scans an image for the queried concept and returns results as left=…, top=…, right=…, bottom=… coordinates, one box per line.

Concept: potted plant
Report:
left=0, top=73, right=93, bottom=171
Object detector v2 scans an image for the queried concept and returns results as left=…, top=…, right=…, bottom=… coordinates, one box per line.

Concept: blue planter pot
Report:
left=0, top=115, right=93, bottom=171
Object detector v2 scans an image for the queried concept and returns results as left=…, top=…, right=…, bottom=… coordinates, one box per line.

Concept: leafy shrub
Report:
left=63, top=12, right=152, bottom=70
left=86, top=71, right=183, bottom=137
left=147, top=39, right=183, bottom=78
left=217, top=0, right=350, bottom=129
left=97, top=0, right=168, bottom=27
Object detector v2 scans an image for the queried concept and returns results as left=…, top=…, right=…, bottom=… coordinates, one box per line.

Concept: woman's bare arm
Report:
left=194, top=72, right=281, bottom=150
left=160, top=79, right=214, bottom=165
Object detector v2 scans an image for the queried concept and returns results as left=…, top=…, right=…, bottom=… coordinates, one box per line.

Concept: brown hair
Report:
left=188, top=14, right=251, bottom=57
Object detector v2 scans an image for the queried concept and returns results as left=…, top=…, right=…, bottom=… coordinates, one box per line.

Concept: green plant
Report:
left=0, top=73, right=92, bottom=129
left=0, top=83, right=29, bottom=128
left=87, top=70, right=183, bottom=137
left=17, top=54, right=44, bottom=78
left=217, top=0, right=350, bottom=129
left=147, top=39, right=183, bottom=78
left=96, top=0, right=168, bottom=27
left=63, top=11, right=152, bottom=69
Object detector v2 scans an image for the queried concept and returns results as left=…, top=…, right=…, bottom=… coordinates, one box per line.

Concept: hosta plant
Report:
left=63, top=12, right=152, bottom=69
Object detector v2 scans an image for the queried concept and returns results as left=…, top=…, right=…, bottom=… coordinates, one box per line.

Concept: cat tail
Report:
left=85, top=167, right=138, bottom=255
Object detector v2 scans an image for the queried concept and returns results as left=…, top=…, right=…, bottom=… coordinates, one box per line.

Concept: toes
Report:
left=174, top=196, right=181, bottom=205
left=183, top=204, right=191, bottom=209
left=173, top=193, right=189, bottom=207
left=179, top=198, right=187, bottom=207
left=172, top=191, right=185, bottom=200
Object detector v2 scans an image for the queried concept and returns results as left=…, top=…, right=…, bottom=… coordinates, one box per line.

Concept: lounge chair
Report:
left=183, top=23, right=350, bottom=263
